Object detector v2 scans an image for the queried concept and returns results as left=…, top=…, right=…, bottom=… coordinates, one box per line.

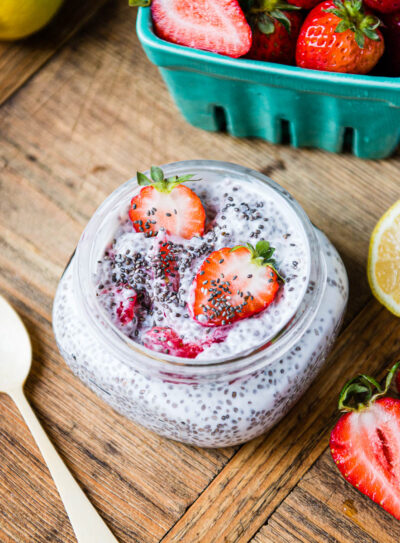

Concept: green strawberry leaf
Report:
left=271, top=9, right=292, bottom=32
left=355, top=28, right=365, bottom=48
left=137, top=171, right=152, bottom=186
left=325, top=7, right=346, bottom=17
left=363, top=27, right=380, bottom=40
left=338, top=361, right=400, bottom=412
left=335, top=20, right=351, bottom=32
left=255, top=240, right=271, bottom=255
left=137, top=168, right=198, bottom=192
left=257, top=15, right=275, bottom=35
left=150, top=166, right=165, bottom=183
left=171, top=174, right=197, bottom=183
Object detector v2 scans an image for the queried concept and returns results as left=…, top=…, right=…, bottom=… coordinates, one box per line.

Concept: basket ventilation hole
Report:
left=280, top=119, right=291, bottom=145
left=343, top=127, right=354, bottom=154
left=213, top=106, right=227, bottom=132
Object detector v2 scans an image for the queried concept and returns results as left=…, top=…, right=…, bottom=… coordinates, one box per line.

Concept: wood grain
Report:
left=0, top=0, right=110, bottom=107
left=0, top=0, right=400, bottom=541
left=253, top=450, right=400, bottom=543
left=160, top=301, right=400, bottom=543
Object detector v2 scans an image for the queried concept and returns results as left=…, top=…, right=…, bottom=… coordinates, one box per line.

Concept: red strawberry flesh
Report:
left=101, top=285, right=137, bottom=326
left=365, top=0, right=400, bottom=13
left=151, top=0, right=252, bottom=58
left=143, top=326, right=204, bottom=358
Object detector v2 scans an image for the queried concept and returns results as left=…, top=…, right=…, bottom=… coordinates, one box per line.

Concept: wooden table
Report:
left=1, top=2, right=400, bottom=542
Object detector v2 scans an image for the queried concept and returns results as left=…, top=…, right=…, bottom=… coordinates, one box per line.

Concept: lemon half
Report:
left=368, top=200, right=400, bottom=316
left=0, top=0, right=63, bottom=41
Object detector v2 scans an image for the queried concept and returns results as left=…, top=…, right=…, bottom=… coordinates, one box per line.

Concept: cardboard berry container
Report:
left=137, top=6, right=400, bottom=159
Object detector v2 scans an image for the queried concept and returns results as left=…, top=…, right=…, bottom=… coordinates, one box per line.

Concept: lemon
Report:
left=0, top=0, right=63, bottom=41
left=368, top=200, right=400, bottom=317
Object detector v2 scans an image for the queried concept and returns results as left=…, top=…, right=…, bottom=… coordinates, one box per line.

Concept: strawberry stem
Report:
left=136, top=166, right=199, bottom=193
left=128, top=0, right=151, bottom=6
left=323, top=0, right=381, bottom=49
left=242, top=0, right=300, bottom=35
left=338, top=361, right=400, bottom=412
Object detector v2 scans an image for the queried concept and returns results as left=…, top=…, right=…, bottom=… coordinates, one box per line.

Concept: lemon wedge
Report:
left=368, top=200, right=400, bottom=316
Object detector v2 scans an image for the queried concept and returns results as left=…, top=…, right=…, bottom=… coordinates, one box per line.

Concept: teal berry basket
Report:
left=136, top=7, right=400, bottom=159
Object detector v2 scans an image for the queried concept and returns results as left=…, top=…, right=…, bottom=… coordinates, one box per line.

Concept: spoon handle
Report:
left=10, top=387, right=119, bottom=543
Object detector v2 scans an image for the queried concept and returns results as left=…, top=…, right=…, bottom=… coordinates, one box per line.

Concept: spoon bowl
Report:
left=0, top=295, right=32, bottom=392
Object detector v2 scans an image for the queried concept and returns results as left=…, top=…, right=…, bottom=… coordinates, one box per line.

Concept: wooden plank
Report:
left=253, top=450, right=400, bottom=543
left=160, top=301, right=400, bottom=543
left=0, top=0, right=110, bottom=106
left=0, top=0, right=400, bottom=541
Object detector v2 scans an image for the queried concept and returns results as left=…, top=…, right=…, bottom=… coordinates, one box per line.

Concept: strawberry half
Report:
left=150, top=0, right=252, bottom=58
left=129, top=166, right=206, bottom=240
left=330, top=362, right=400, bottom=521
left=188, top=240, right=282, bottom=327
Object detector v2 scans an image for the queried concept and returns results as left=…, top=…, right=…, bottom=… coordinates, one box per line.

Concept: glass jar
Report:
left=53, top=161, right=348, bottom=447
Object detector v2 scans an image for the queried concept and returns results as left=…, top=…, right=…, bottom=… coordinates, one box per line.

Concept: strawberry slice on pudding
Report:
left=188, top=240, right=283, bottom=327
left=129, top=166, right=205, bottom=240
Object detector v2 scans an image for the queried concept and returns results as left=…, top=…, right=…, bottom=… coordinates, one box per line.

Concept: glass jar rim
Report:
left=73, top=160, right=326, bottom=380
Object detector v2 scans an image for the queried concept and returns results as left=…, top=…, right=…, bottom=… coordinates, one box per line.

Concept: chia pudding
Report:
left=53, top=161, right=348, bottom=447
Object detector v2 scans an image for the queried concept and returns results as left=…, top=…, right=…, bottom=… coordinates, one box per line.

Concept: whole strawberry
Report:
left=243, top=0, right=303, bottom=64
left=330, top=362, right=400, bottom=521
left=296, top=0, right=384, bottom=74
left=364, top=0, right=400, bottom=13
left=380, top=11, right=400, bottom=74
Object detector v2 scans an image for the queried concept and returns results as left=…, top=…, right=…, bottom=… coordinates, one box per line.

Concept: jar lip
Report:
left=73, top=160, right=325, bottom=378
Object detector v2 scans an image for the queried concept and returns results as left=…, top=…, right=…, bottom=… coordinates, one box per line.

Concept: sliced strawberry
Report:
left=129, top=166, right=205, bottom=240
left=100, top=285, right=137, bottom=325
left=151, top=0, right=252, bottom=58
left=143, top=326, right=204, bottom=358
left=188, top=240, right=282, bottom=327
left=330, top=363, right=400, bottom=521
